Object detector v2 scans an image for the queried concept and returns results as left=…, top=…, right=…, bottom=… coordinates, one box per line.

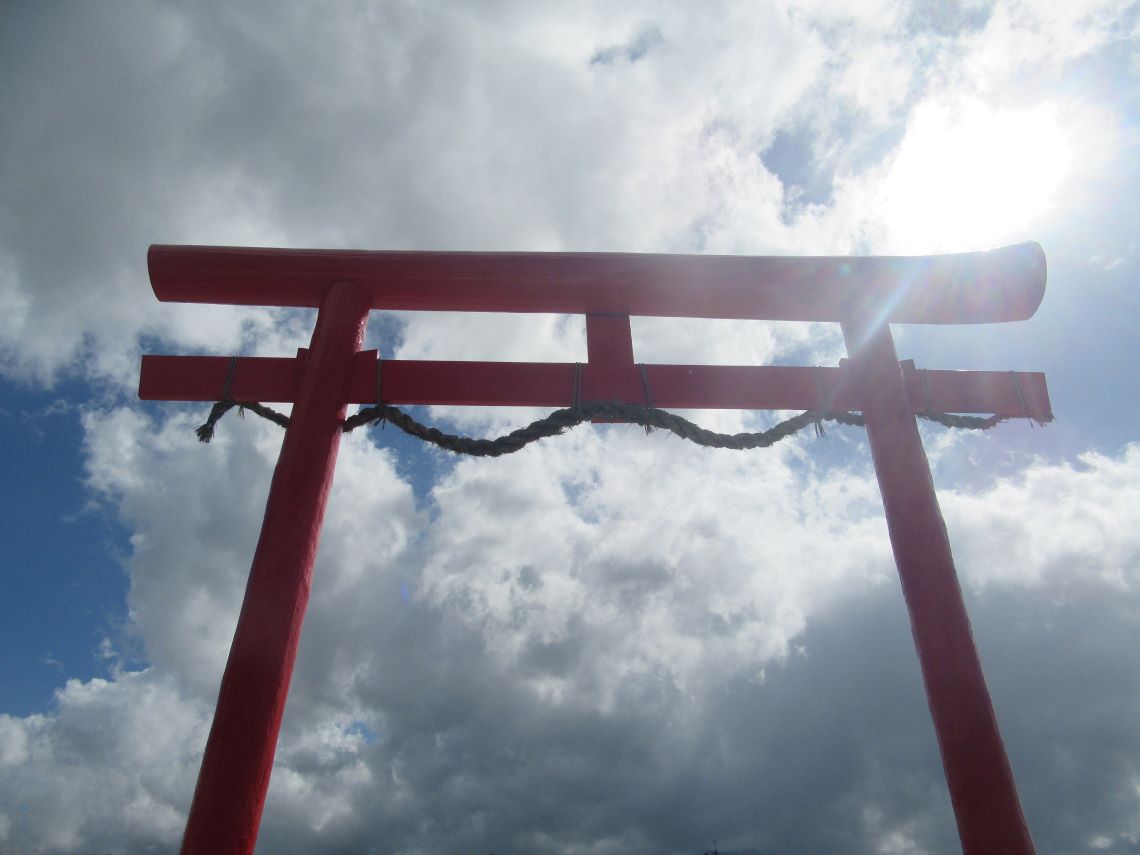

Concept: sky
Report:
left=0, top=2, right=1138, bottom=853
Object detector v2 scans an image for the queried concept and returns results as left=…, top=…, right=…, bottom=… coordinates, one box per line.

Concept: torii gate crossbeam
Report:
left=140, top=242, right=1050, bottom=855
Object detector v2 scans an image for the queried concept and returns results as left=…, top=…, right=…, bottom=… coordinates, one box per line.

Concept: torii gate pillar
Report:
left=843, top=319, right=1033, bottom=853
left=179, top=282, right=370, bottom=854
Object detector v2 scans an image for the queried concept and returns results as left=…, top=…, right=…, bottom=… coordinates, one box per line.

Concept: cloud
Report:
left=945, top=445, right=1140, bottom=591
left=9, top=0, right=1122, bottom=387
left=1090, top=254, right=1126, bottom=271
left=4, top=377, right=1139, bottom=853
left=0, top=1, right=853, bottom=387
left=4, top=2, right=1140, bottom=854
left=954, top=0, right=1140, bottom=92
left=0, top=670, right=206, bottom=853
left=590, top=25, right=665, bottom=67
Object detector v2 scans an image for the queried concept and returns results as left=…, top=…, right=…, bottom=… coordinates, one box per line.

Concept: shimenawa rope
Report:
left=193, top=361, right=1049, bottom=455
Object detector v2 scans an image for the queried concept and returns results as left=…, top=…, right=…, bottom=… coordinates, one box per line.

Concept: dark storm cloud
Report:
left=257, top=564, right=1140, bottom=854
left=252, top=439, right=1140, bottom=854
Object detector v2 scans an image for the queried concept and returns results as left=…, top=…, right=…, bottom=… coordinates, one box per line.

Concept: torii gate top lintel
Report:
left=147, top=240, right=1046, bottom=325
left=141, top=241, right=1052, bottom=423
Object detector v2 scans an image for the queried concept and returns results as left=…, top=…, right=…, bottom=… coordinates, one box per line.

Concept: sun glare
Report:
left=884, top=98, right=1069, bottom=252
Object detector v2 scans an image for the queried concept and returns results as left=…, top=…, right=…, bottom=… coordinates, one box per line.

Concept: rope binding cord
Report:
left=193, top=359, right=1052, bottom=456
left=194, top=356, right=289, bottom=442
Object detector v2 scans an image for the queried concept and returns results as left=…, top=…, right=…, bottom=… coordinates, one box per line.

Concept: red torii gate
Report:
left=139, top=241, right=1052, bottom=855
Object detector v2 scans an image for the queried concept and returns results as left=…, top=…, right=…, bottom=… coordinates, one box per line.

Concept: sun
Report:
left=883, top=97, right=1070, bottom=253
